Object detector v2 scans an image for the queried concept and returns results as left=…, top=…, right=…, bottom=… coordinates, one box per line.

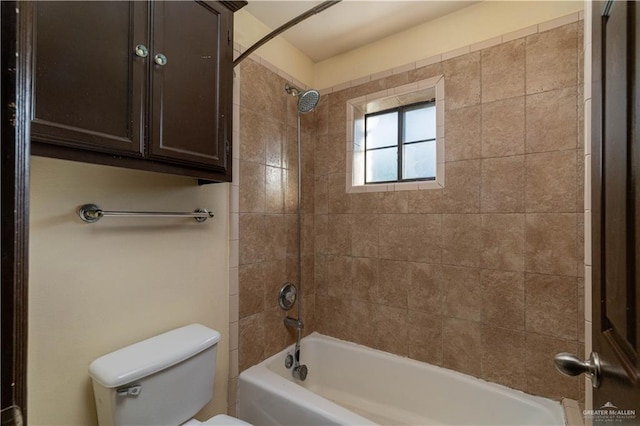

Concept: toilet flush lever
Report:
left=117, top=385, right=142, bottom=397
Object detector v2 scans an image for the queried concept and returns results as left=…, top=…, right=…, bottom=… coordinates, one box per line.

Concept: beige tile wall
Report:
left=230, top=57, right=318, bottom=413
left=231, top=13, right=587, bottom=408
left=314, top=21, right=585, bottom=401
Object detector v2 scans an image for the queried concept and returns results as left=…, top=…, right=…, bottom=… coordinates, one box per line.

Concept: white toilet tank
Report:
left=89, top=324, right=221, bottom=426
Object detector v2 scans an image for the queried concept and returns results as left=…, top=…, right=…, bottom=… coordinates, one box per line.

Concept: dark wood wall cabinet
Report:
left=30, top=1, right=246, bottom=182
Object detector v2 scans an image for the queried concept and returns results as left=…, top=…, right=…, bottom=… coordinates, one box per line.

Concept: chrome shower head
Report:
left=285, top=84, right=321, bottom=114
left=298, top=89, right=320, bottom=113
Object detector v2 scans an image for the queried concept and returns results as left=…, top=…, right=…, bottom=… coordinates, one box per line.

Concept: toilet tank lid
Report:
left=89, top=324, right=221, bottom=388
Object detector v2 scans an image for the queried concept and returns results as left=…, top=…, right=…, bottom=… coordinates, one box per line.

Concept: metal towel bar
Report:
left=78, top=204, right=214, bottom=224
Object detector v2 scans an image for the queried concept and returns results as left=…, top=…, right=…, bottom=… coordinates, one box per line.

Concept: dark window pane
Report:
left=366, top=147, right=397, bottom=182
left=403, top=141, right=436, bottom=179
left=403, top=105, right=435, bottom=143
left=366, top=111, right=398, bottom=149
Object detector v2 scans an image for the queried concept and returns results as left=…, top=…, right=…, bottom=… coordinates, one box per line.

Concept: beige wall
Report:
left=314, top=1, right=584, bottom=89
left=235, top=2, right=583, bottom=90
left=234, top=9, right=315, bottom=87
left=28, top=157, right=230, bottom=425
left=313, top=20, right=585, bottom=402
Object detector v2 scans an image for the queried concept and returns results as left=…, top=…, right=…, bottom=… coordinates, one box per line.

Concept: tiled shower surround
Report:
left=236, top=58, right=318, bottom=372
left=236, top=18, right=585, bottom=405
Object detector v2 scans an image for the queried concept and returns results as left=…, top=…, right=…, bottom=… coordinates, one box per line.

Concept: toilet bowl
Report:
left=89, top=324, right=251, bottom=426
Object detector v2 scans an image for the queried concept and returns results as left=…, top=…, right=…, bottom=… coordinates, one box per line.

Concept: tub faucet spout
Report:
left=284, top=316, right=304, bottom=330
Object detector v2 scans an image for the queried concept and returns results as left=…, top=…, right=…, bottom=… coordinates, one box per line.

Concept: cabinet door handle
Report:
left=154, top=53, right=167, bottom=66
left=134, top=44, right=148, bottom=58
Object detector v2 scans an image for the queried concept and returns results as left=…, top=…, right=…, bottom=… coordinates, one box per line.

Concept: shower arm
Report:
left=233, top=1, right=342, bottom=67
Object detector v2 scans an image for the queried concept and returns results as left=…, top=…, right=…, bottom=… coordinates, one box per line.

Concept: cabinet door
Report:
left=149, top=1, right=232, bottom=171
left=31, top=2, right=147, bottom=156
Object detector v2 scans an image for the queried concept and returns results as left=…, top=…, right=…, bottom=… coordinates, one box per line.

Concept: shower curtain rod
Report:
left=233, top=0, right=342, bottom=67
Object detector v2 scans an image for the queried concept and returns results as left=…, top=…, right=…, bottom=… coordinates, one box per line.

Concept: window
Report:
left=347, top=75, right=445, bottom=193
left=365, top=101, right=436, bottom=184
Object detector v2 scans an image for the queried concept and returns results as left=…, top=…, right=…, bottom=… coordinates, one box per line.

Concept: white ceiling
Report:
left=244, top=1, right=478, bottom=62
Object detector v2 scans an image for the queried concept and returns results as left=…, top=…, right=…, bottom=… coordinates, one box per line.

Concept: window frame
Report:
left=345, top=75, right=445, bottom=194
left=364, top=99, right=437, bottom=184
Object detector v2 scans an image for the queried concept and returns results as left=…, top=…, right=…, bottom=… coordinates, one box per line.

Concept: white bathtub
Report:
left=238, top=333, right=565, bottom=426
